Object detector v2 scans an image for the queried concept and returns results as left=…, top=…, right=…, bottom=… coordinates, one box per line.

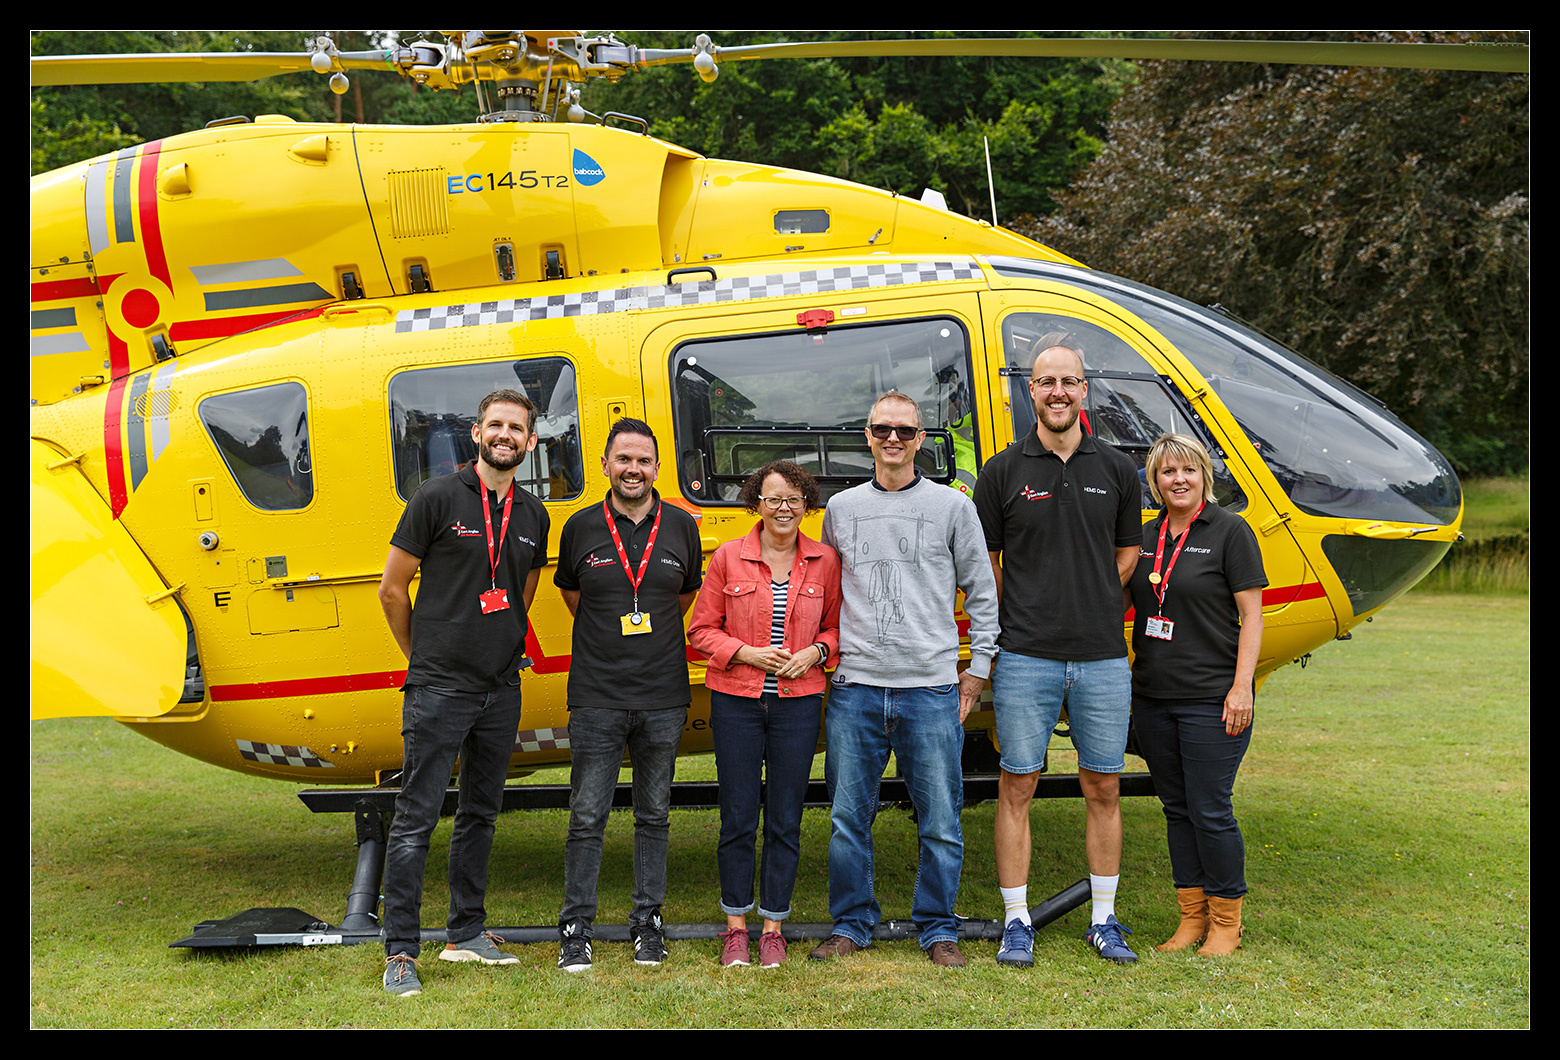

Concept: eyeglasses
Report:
left=868, top=424, right=921, bottom=441
left=760, top=496, right=807, bottom=510
left=1030, top=376, right=1084, bottom=393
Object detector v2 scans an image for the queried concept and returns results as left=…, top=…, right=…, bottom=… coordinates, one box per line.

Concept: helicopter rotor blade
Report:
left=652, top=36, right=1528, bottom=75
left=30, top=49, right=397, bottom=87
left=31, top=35, right=1529, bottom=90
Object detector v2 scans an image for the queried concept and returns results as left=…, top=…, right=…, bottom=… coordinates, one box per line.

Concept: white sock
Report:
left=1090, top=873, right=1119, bottom=925
left=1001, top=886, right=1030, bottom=926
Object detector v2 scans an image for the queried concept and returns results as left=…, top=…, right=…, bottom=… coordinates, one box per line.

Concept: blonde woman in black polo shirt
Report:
left=1127, top=434, right=1267, bottom=957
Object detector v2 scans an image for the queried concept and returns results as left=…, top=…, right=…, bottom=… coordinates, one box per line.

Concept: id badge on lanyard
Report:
left=1146, top=503, right=1204, bottom=642
left=605, top=498, right=662, bottom=636
left=478, top=478, right=514, bottom=614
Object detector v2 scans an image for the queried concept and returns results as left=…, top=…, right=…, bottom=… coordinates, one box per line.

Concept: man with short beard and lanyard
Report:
left=377, top=389, right=550, bottom=996
left=553, top=417, right=703, bottom=971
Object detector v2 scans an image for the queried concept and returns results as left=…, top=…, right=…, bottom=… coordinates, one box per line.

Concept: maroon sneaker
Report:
left=758, top=931, right=787, bottom=968
left=719, top=927, right=751, bottom=967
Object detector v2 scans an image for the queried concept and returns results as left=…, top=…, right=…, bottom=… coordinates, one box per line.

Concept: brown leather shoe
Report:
left=808, top=934, right=868, bottom=960
left=926, top=941, right=968, bottom=967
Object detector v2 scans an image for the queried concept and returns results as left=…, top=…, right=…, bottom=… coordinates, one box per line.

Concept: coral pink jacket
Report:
left=688, top=523, right=842, bottom=698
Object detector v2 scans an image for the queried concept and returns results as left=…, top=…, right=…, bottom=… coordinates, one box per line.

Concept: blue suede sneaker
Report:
left=996, top=918, right=1035, bottom=968
left=1084, top=915, right=1138, bottom=964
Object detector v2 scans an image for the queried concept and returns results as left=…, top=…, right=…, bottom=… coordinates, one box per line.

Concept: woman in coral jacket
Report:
left=688, top=460, right=841, bottom=970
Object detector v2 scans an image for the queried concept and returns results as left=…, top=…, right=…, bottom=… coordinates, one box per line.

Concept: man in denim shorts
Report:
left=973, top=343, right=1145, bottom=967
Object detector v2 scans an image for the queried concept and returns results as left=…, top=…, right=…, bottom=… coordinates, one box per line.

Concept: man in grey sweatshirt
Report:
left=808, top=391, right=1000, bottom=968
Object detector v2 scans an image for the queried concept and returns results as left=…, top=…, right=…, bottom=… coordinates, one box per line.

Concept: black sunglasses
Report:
left=868, top=424, right=921, bottom=441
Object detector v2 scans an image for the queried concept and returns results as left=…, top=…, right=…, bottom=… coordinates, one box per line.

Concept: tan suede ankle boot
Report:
left=1198, top=895, right=1243, bottom=956
left=1155, top=887, right=1208, bottom=952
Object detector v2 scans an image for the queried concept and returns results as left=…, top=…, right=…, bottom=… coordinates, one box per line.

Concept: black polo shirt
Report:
left=390, top=462, right=550, bottom=691
left=554, top=491, right=703, bottom=710
left=1128, top=503, right=1267, bottom=699
left=974, top=430, right=1142, bottom=661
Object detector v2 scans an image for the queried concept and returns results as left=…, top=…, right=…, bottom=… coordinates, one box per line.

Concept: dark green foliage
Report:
left=1022, top=31, right=1529, bottom=475
left=31, top=31, right=333, bottom=162
left=581, top=31, right=1138, bottom=218
left=32, top=31, right=1131, bottom=221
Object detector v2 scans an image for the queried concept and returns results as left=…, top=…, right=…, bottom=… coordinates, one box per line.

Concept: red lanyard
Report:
left=1151, top=502, right=1205, bottom=610
left=480, top=475, right=515, bottom=590
left=603, top=496, right=662, bottom=613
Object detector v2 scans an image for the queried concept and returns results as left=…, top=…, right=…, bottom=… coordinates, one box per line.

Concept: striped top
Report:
left=763, top=580, right=788, bottom=695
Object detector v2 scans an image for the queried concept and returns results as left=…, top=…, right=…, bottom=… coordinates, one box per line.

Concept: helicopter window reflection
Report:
left=1051, top=272, right=1463, bottom=527
left=1000, top=312, right=1246, bottom=512
left=672, top=318, right=976, bottom=504
left=198, top=382, right=314, bottom=511
left=389, top=358, right=585, bottom=503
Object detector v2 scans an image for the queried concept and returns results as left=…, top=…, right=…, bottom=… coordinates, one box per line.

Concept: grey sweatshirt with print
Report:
left=821, top=475, right=1000, bottom=688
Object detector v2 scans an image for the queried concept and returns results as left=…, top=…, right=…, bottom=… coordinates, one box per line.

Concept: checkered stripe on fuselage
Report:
left=514, top=727, right=570, bottom=754
left=235, top=739, right=335, bottom=768
left=393, top=261, right=982, bottom=333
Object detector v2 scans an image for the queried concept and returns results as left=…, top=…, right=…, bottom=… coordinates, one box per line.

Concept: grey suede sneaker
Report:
left=383, top=954, right=423, bottom=996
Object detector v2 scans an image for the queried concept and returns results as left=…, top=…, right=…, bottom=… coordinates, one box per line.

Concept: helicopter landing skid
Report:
left=171, top=773, right=1152, bottom=949
left=169, top=882, right=1093, bottom=950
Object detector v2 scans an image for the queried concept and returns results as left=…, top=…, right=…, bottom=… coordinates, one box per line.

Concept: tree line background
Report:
left=31, top=30, right=1528, bottom=475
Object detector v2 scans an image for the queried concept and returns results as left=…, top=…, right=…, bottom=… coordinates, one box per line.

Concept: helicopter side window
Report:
left=198, top=381, right=314, bottom=511
left=388, top=357, right=585, bottom=503
left=1000, top=312, right=1245, bottom=512
left=1052, top=272, right=1462, bottom=527
left=671, top=317, right=976, bottom=504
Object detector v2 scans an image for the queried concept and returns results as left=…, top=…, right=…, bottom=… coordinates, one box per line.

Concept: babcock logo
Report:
left=572, top=149, right=606, bottom=186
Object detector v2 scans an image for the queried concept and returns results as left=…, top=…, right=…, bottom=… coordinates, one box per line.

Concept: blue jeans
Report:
left=709, top=690, right=822, bottom=921
left=824, top=680, right=964, bottom=950
left=559, top=705, right=687, bottom=930
left=1132, top=694, right=1251, bottom=898
left=383, top=684, right=522, bottom=958
left=992, top=653, right=1131, bottom=774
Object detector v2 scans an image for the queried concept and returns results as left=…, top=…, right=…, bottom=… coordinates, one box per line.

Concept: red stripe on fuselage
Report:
left=207, top=634, right=705, bottom=701
left=169, top=305, right=329, bottom=342
left=31, top=276, right=101, bottom=302
left=135, top=140, right=170, bottom=287
left=103, top=376, right=129, bottom=516
left=210, top=670, right=408, bottom=702
left=1123, top=581, right=1328, bottom=621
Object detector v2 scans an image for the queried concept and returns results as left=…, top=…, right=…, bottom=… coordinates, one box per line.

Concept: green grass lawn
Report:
left=1421, top=472, right=1528, bottom=594
left=1456, top=473, right=1529, bottom=543
left=31, top=593, right=1528, bottom=1028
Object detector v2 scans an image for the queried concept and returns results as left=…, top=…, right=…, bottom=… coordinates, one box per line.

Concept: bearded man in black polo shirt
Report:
left=973, top=344, right=1144, bottom=968
left=553, top=418, right=703, bottom=971
left=377, top=389, right=551, bottom=996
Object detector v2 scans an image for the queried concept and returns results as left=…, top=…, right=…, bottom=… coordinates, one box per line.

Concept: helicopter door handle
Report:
left=322, top=303, right=393, bottom=319
left=667, top=266, right=717, bottom=285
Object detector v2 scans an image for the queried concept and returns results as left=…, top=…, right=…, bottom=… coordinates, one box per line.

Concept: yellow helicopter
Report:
left=32, top=31, right=1506, bottom=796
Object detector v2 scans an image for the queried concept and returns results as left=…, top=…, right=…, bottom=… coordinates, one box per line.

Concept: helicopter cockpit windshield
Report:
left=672, top=318, right=972, bottom=502
left=989, top=259, right=1463, bottom=528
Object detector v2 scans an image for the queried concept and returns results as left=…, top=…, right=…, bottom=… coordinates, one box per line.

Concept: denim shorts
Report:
left=990, top=652, right=1131, bottom=775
